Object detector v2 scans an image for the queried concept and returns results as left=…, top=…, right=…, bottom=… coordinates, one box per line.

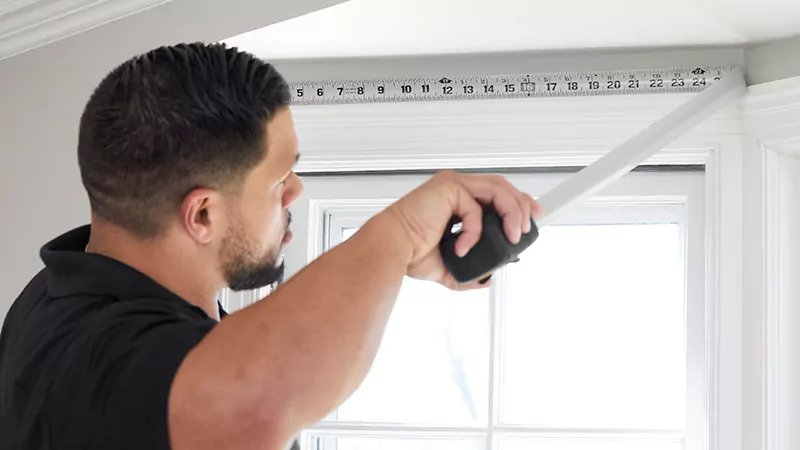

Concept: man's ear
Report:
left=180, top=188, right=225, bottom=245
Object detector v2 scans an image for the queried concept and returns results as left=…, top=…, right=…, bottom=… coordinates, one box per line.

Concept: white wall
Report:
left=746, top=36, right=800, bottom=85
left=0, top=0, right=346, bottom=320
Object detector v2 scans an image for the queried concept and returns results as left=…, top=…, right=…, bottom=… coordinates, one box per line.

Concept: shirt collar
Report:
left=40, top=225, right=216, bottom=318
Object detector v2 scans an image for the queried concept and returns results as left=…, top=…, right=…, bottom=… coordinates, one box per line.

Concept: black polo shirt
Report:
left=0, top=225, right=220, bottom=449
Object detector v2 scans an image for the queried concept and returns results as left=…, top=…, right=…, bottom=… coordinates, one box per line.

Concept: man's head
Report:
left=77, top=43, right=302, bottom=291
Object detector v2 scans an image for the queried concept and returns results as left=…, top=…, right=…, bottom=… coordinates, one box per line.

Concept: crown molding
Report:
left=0, top=0, right=175, bottom=61
left=292, top=93, right=743, bottom=173
left=742, top=77, right=800, bottom=154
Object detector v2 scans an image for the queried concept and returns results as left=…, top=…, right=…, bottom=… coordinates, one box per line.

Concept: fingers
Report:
left=456, top=174, right=542, bottom=245
left=456, top=175, right=523, bottom=244
left=411, top=171, right=543, bottom=292
left=528, top=193, right=544, bottom=220
left=452, top=188, right=484, bottom=258
left=495, top=176, right=534, bottom=234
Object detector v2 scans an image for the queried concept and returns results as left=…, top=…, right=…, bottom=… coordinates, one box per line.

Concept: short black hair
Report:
left=77, top=42, right=291, bottom=237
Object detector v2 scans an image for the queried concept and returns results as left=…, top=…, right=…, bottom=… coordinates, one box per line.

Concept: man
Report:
left=0, top=43, right=541, bottom=450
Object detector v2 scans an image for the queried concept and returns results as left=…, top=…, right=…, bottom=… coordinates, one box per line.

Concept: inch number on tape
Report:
left=289, top=66, right=736, bottom=105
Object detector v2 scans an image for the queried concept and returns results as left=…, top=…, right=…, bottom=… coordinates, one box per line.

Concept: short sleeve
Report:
left=49, top=299, right=216, bottom=450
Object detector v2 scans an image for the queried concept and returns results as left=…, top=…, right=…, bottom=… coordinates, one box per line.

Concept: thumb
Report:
left=441, top=270, right=494, bottom=291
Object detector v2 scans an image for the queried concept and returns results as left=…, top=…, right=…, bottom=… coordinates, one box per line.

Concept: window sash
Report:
left=295, top=171, right=704, bottom=450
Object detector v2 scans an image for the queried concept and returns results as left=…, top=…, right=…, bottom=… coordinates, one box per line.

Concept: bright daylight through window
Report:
left=296, top=172, right=704, bottom=450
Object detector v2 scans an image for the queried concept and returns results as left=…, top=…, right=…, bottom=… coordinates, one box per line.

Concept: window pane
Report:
left=499, top=437, right=682, bottom=450
left=343, top=228, right=358, bottom=241
left=501, top=223, right=685, bottom=430
left=333, top=229, right=490, bottom=426
left=336, top=278, right=490, bottom=425
left=311, top=436, right=485, bottom=450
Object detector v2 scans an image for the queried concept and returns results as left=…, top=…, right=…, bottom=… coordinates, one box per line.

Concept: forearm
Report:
left=175, top=211, right=413, bottom=445
left=250, top=211, right=412, bottom=420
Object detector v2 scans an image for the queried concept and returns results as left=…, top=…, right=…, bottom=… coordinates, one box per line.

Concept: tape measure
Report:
left=288, top=66, right=736, bottom=105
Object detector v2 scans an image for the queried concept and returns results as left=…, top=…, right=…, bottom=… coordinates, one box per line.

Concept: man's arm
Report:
left=168, top=172, right=541, bottom=450
left=169, top=212, right=411, bottom=449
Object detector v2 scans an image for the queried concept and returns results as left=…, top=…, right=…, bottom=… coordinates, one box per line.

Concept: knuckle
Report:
left=438, top=169, right=459, bottom=180
left=489, top=174, right=506, bottom=184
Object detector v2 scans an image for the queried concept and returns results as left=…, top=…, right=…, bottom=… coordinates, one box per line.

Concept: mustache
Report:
left=285, top=211, right=292, bottom=232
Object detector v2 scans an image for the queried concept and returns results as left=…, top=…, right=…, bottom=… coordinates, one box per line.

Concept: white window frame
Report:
left=269, top=80, right=774, bottom=449
left=291, top=171, right=706, bottom=450
left=739, top=77, right=800, bottom=450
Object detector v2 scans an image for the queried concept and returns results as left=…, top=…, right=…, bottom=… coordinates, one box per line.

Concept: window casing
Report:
left=289, top=170, right=706, bottom=450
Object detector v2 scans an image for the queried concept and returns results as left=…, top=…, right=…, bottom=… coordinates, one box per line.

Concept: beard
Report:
left=219, top=213, right=288, bottom=292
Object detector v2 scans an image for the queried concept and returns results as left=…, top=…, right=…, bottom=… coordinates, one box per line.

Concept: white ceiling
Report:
left=222, top=0, right=800, bottom=60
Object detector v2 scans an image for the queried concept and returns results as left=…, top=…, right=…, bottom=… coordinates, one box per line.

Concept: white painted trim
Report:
left=219, top=285, right=273, bottom=313
left=486, top=266, right=504, bottom=449
left=743, top=77, right=800, bottom=116
left=703, top=148, right=722, bottom=450
left=307, top=198, right=394, bottom=263
left=282, top=88, right=747, bottom=449
left=272, top=48, right=746, bottom=87
left=703, top=142, right=744, bottom=450
left=0, top=0, right=39, bottom=18
left=742, top=77, right=800, bottom=154
left=295, top=172, right=709, bottom=450
left=298, top=159, right=734, bottom=450
left=534, top=69, right=745, bottom=227
left=0, top=0, right=175, bottom=61
left=757, top=143, right=800, bottom=450
left=740, top=76, right=800, bottom=450
left=304, top=421, right=684, bottom=439
left=292, top=93, right=742, bottom=173
left=763, top=145, right=782, bottom=450
left=779, top=154, right=800, bottom=450
left=762, top=145, right=800, bottom=450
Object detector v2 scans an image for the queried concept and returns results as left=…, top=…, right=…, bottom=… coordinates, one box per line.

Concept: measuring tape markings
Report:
left=288, top=66, right=737, bottom=105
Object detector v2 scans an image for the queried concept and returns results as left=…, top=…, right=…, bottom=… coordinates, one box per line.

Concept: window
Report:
left=291, top=171, right=705, bottom=450
left=217, top=285, right=274, bottom=313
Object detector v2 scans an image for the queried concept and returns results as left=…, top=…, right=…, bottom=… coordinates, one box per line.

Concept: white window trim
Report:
left=740, top=76, right=800, bottom=450
left=282, top=89, right=746, bottom=450
left=209, top=77, right=800, bottom=449
left=291, top=92, right=741, bottom=173
left=291, top=171, right=707, bottom=450
left=280, top=74, right=800, bottom=449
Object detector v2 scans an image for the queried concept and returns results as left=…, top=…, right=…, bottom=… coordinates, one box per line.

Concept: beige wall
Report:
left=0, top=0, right=346, bottom=320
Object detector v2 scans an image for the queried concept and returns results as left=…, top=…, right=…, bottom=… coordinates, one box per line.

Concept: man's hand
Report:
left=384, top=171, right=543, bottom=290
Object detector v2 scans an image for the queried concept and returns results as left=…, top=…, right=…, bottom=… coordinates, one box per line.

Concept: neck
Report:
left=87, top=219, right=222, bottom=320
